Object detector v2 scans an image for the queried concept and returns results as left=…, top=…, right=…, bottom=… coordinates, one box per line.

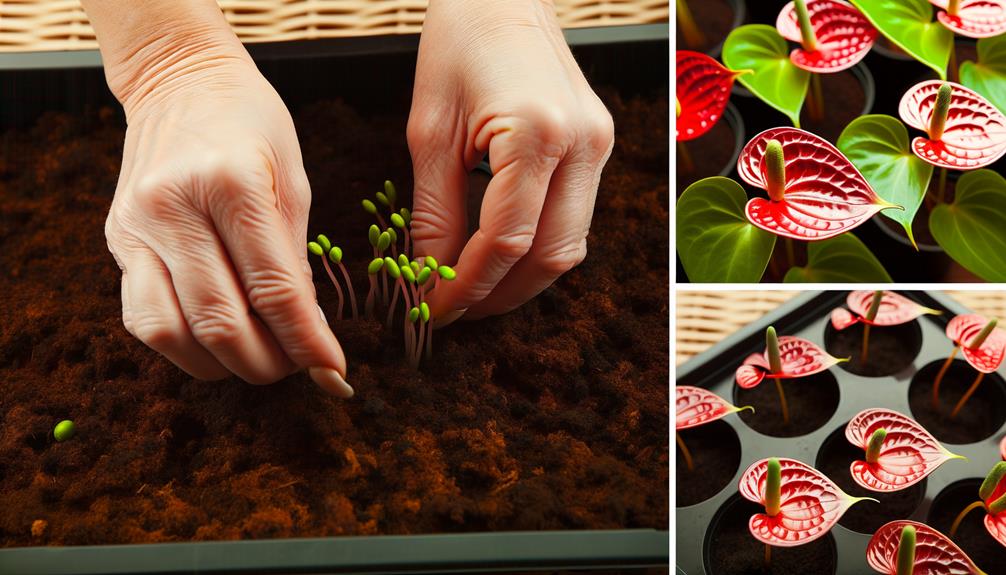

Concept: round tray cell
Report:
left=734, top=371, right=840, bottom=438
left=909, top=359, right=1006, bottom=444
left=824, top=320, right=923, bottom=377
left=703, top=493, right=838, bottom=575
left=927, top=479, right=1006, bottom=571
left=814, top=423, right=926, bottom=534
left=676, top=419, right=742, bottom=507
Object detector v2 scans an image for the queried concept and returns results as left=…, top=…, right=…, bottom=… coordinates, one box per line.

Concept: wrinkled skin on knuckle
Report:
left=131, top=311, right=187, bottom=352
left=186, top=306, right=244, bottom=350
left=535, top=238, right=588, bottom=276
left=582, top=105, right=615, bottom=161
left=243, top=268, right=302, bottom=318
left=489, top=228, right=537, bottom=264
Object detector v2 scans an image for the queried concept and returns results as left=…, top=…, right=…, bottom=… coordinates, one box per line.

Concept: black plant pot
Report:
left=676, top=102, right=746, bottom=195
left=676, top=0, right=747, bottom=59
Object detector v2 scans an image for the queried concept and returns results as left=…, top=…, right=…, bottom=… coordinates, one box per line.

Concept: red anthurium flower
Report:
left=676, top=51, right=747, bottom=142
left=947, top=314, right=1006, bottom=373
left=737, top=127, right=900, bottom=241
left=980, top=465, right=1006, bottom=547
left=676, top=386, right=753, bottom=430
left=846, top=408, right=964, bottom=492
left=736, top=335, right=845, bottom=388
left=899, top=81, right=1006, bottom=170
left=867, top=520, right=986, bottom=575
left=929, top=0, right=1006, bottom=38
left=739, top=457, right=873, bottom=546
left=832, top=291, right=942, bottom=331
left=775, top=0, right=878, bottom=72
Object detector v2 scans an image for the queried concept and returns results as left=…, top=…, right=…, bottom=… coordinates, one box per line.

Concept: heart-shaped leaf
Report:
left=723, top=24, right=811, bottom=126
left=930, top=170, right=1006, bottom=282
left=676, top=177, right=777, bottom=282
left=838, top=114, right=935, bottom=248
left=676, top=51, right=745, bottom=141
left=960, top=34, right=1006, bottom=118
left=738, top=127, right=900, bottom=240
left=946, top=313, right=1006, bottom=372
left=735, top=335, right=846, bottom=389
left=850, top=0, right=954, bottom=79
left=867, top=520, right=985, bottom=575
left=899, top=81, right=1006, bottom=170
left=846, top=408, right=964, bottom=492
left=783, top=233, right=893, bottom=282
left=676, top=386, right=753, bottom=430
left=776, top=0, right=878, bottom=72
left=831, top=290, right=942, bottom=330
left=739, top=457, right=872, bottom=546
left=930, top=0, right=1006, bottom=38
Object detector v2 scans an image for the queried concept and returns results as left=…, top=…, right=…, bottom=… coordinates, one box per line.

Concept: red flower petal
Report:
left=946, top=314, right=1006, bottom=373
left=867, top=520, right=984, bottom=575
left=676, top=51, right=743, bottom=142
left=676, top=386, right=753, bottom=430
left=738, top=127, right=897, bottom=241
left=846, top=408, right=963, bottom=492
left=985, top=513, right=1006, bottom=548
left=739, top=457, right=869, bottom=546
left=930, top=0, right=1006, bottom=38
left=776, top=0, right=878, bottom=73
left=832, top=290, right=942, bottom=331
left=831, top=307, right=860, bottom=330
left=735, top=336, right=845, bottom=389
left=899, top=81, right=1006, bottom=170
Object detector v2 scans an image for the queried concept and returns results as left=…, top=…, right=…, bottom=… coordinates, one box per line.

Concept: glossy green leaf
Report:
left=850, top=0, right=952, bottom=80
left=784, top=234, right=892, bottom=282
left=837, top=115, right=934, bottom=249
left=676, top=176, right=776, bottom=282
left=722, top=24, right=810, bottom=126
left=960, top=34, right=1006, bottom=116
left=930, top=170, right=1006, bottom=282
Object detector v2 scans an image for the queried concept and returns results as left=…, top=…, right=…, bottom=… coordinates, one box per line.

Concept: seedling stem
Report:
left=949, top=500, right=985, bottom=538
left=676, top=432, right=694, bottom=471
left=766, top=327, right=790, bottom=424
left=678, top=141, right=695, bottom=173
left=861, top=290, right=883, bottom=364
left=676, top=0, right=707, bottom=49
left=950, top=372, right=985, bottom=419
left=931, top=346, right=959, bottom=409
left=896, top=525, right=916, bottom=575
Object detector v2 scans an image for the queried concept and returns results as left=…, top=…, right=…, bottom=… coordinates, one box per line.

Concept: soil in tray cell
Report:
left=928, top=479, right=1006, bottom=572
left=676, top=118, right=737, bottom=195
left=909, top=359, right=1006, bottom=444
left=824, top=321, right=923, bottom=377
left=676, top=420, right=742, bottom=507
left=800, top=69, right=868, bottom=144
left=815, top=424, right=925, bottom=534
left=735, top=371, right=840, bottom=437
left=676, top=0, right=736, bottom=55
left=704, top=494, right=838, bottom=575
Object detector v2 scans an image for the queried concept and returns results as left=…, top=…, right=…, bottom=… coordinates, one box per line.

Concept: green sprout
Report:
left=861, top=290, right=884, bottom=364
left=53, top=420, right=75, bottom=442
left=308, top=235, right=358, bottom=320
left=932, top=317, right=999, bottom=417
left=949, top=462, right=1006, bottom=539
left=365, top=257, right=385, bottom=318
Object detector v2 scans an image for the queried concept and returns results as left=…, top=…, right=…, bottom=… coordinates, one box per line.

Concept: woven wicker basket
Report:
left=0, top=0, right=668, bottom=53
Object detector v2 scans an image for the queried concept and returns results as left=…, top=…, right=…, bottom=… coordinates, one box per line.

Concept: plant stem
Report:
left=764, top=544, right=772, bottom=567
left=676, top=0, right=707, bottom=49
left=794, top=0, right=818, bottom=51
left=365, top=275, right=377, bottom=318
left=950, top=371, right=985, bottom=419
left=414, top=319, right=426, bottom=368
left=949, top=500, right=986, bottom=538
left=775, top=379, right=790, bottom=425
left=386, top=284, right=401, bottom=328
left=938, top=167, right=948, bottom=204
left=677, top=140, right=694, bottom=173
left=932, top=347, right=958, bottom=409
left=785, top=238, right=795, bottom=269
left=336, top=263, right=359, bottom=319
left=808, top=73, right=824, bottom=122
left=949, top=41, right=958, bottom=83
left=861, top=325, right=872, bottom=364
left=321, top=257, right=345, bottom=320
left=676, top=432, right=694, bottom=471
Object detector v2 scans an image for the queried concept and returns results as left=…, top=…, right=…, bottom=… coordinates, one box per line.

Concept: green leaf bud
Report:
left=376, top=191, right=390, bottom=207
left=54, top=420, right=76, bottom=442
left=417, top=267, right=432, bottom=285
left=328, top=246, right=343, bottom=264
left=408, top=307, right=420, bottom=323
left=368, top=258, right=385, bottom=274
left=402, top=265, right=416, bottom=284
left=307, top=242, right=324, bottom=257
left=384, top=180, right=397, bottom=205
left=398, top=253, right=409, bottom=268
left=386, top=227, right=397, bottom=243
left=384, top=257, right=401, bottom=279
left=368, top=224, right=380, bottom=247
left=316, top=234, right=331, bottom=252
left=390, top=213, right=406, bottom=229
left=410, top=261, right=420, bottom=273
left=362, top=199, right=377, bottom=214
left=438, top=265, right=456, bottom=280
left=400, top=207, right=411, bottom=225
left=424, top=256, right=439, bottom=270
left=378, top=231, right=391, bottom=251
left=420, top=302, right=430, bottom=322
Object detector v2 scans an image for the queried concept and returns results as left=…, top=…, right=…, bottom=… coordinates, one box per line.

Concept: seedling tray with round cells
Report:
left=675, top=290, right=1006, bottom=575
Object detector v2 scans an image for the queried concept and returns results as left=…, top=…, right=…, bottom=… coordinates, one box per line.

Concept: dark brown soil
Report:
left=704, top=495, right=838, bottom=575
left=814, top=424, right=925, bottom=534
left=928, top=480, right=1006, bottom=571
left=676, top=0, right=736, bottom=55
left=676, top=420, right=741, bottom=507
left=0, top=91, right=669, bottom=545
left=908, top=360, right=1006, bottom=444
left=824, top=321, right=923, bottom=377
left=800, top=69, right=868, bottom=143
left=676, top=117, right=738, bottom=195
left=735, top=372, right=840, bottom=437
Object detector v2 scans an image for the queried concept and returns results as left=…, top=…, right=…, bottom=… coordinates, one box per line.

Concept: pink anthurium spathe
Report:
left=846, top=408, right=965, bottom=492
left=899, top=81, right=1006, bottom=170
left=867, top=520, right=987, bottom=575
left=676, top=51, right=747, bottom=142
left=933, top=314, right=1006, bottom=418
left=946, top=462, right=1006, bottom=552
left=737, top=127, right=901, bottom=241
left=739, top=457, right=874, bottom=547
left=831, top=290, right=942, bottom=331
left=676, top=386, right=753, bottom=430
left=775, top=0, right=878, bottom=72
left=929, top=0, right=1006, bottom=38
left=736, top=330, right=847, bottom=389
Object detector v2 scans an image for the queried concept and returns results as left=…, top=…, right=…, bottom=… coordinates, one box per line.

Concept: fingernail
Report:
left=434, top=308, right=468, bottom=329
left=317, top=304, right=328, bottom=324
left=309, top=367, right=354, bottom=398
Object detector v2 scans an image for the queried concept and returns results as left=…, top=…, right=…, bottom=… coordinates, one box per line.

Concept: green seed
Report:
left=368, top=258, right=385, bottom=274
left=384, top=257, right=401, bottom=279
left=425, top=256, right=439, bottom=270
left=378, top=231, right=391, bottom=251
left=408, top=307, right=420, bottom=323
left=410, top=261, right=420, bottom=273
left=420, top=302, right=430, bottom=322
left=398, top=253, right=410, bottom=267
left=438, top=265, right=456, bottom=280
left=390, top=213, right=406, bottom=229
left=402, top=265, right=416, bottom=284
left=400, top=207, right=411, bottom=225
left=376, top=191, right=390, bottom=207
left=386, top=227, right=397, bottom=243
left=368, top=225, right=380, bottom=247
left=417, top=267, right=432, bottom=285
left=317, top=234, right=331, bottom=252
left=384, top=180, right=397, bottom=205
left=307, top=242, right=324, bottom=256
left=362, top=199, right=377, bottom=215
left=54, top=420, right=75, bottom=442
left=328, top=246, right=343, bottom=264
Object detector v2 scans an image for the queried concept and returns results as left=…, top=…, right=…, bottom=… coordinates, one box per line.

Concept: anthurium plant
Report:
left=932, top=313, right=1006, bottom=417
left=676, top=50, right=748, bottom=172
left=831, top=290, right=942, bottom=362
left=947, top=462, right=1006, bottom=547
left=867, top=520, right=987, bottom=575
left=675, top=386, right=753, bottom=471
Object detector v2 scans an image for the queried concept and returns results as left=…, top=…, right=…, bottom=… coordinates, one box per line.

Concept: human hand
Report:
left=407, top=0, right=615, bottom=321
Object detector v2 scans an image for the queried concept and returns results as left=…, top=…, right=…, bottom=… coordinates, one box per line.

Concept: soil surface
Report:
left=675, top=0, right=736, bottom=56
left=928, top=480, right=1006, bottom=572
left=735, top=371, right=840, bottom=437
left=704, top=495, right=838, bottom=575
left=676, top=420, right=740, bottom=507
left=814, top=425, right=925, bottom=534
left=824, top=321, right=922, bottom=377
left=0, top=90, right=669, bottom=545
left=908, top=360, right=1006, bottom=444
left=676, top=116, right=737, bottom=195
left=800, top=69, right=868, bottom=144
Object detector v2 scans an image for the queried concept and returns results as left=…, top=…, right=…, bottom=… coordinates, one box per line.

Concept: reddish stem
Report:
left=932, top=347, right=959, bottom=410
left=321, top=257, right=344, bottom=320
left=336, top=262, right=358, bottom=320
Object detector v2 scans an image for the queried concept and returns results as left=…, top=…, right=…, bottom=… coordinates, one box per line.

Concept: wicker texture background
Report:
left=0, top=0, right=668, bottom=52
left=676, top=291, right=1006, bottom=366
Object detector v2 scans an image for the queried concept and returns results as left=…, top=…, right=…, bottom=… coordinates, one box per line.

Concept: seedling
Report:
left=845, top=408, right=964, bottom=492
left=53, top=420, right=75, bottom=442
left=308, top=235, right=358, bottom=320
left=735, top=326, right=847, bottom=424
left=676, top=0, right=706, bottom=49
left=675, top=386, right=753, bottom=471
left=831, top=290, right=942, bottom=364
left=947, top=461, right=1006, bottom=550
left=931, top=314, right=1006, bottom=418
left=867, top=520, right=986, bottom=575
left=675, top=51, right=748, bottom=171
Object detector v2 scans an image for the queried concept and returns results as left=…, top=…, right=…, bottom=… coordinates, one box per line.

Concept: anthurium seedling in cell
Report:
left=947, top=462, right=1006, bottom=550
left=735, top=326, right=847, bottom=425
left=846, top=408, right=965, bottom=492
left=739, top=457, right=875, bottom=565
left=675, top=386, right=753, bottom=472
left=308, top=235, right=358, bottom=320
left=867, top=520, right=987, bottom=575
left=832, top=290, right=942, bottom=363
left=675, top=51, right=748, bottom=173
left=932, top=314, right=1006, bottom=418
